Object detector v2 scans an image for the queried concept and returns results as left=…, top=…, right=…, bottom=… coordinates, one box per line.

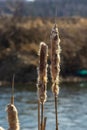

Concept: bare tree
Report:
left=6, top=0, right=25, bottom=22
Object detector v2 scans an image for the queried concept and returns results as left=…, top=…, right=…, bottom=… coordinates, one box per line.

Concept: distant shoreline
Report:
left=0, top=76, right=87, bottom=87
left=0, top=17, right=87, bottom=86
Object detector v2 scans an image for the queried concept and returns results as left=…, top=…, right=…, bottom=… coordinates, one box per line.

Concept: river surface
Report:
left=0, top=82, right=87, bottom=130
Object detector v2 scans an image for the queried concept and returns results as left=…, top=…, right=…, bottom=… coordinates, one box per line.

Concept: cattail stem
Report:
left=11, top=74, right=15, bottom=104
left=38, top=100, right=40, bottom=130
left=55, top=95, right=58, bottom=130
left=44, top=117, right=47, bottom=130
left=50, top=24, right=60, bottom=130
left=11, top=96, right=14, bottom=105
left=41, top=102, right=44, bottom=130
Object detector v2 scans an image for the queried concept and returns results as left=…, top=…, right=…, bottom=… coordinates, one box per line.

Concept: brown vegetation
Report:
left=0, top=17, right=87, bottom=84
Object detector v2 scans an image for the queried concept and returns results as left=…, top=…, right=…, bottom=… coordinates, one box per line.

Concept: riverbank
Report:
left=0, top=76, right=87, bottom=87
left=0, top=17, right=87, bottom=84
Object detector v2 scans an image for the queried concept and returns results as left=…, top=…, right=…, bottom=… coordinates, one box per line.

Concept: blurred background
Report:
left=0, top=0, right=87, bottom=85
left=0, top=1, right=87, bottom=130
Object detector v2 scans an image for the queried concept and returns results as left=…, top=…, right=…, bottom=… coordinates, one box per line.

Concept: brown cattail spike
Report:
left=50, top=23, right=61, bottom=130
left=7, top=74, right=20, bottom=130
left=6, top=104, right=20, bottom=130
left=37, top=42, right=48, bottom=104
left=0, top=127, right=5, bottom=130
left=50, top=24, right=61, bottom=96
left=37, top=42, right=48, bottom=130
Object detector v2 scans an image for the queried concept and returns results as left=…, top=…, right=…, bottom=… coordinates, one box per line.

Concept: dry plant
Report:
left=0, top=127, right=5, bottom=130
left=50, top=23, right=61, bottom=130
left=7, top=104, right=20, bottom=130
left=37, top=42, right=48, bottom=130
left=6, top=74, right=20, bottom=130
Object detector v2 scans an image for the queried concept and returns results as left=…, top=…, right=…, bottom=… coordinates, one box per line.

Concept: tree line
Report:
left=0, top=0, right=87, bottom=17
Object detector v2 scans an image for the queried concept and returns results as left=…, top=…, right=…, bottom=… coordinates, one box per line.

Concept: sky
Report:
left=0, top=0, right=35, bottom=2
left=0, top=0, right=35, bottom=1
left=27, top=0, right=34, bottom=1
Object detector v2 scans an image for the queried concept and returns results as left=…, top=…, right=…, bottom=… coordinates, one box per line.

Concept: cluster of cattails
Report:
left=37, top=23, right=61, bottom=130
left=0, top=21, right=61, bottom=130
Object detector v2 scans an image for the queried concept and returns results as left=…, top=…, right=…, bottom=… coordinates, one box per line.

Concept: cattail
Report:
left=37, top=42, right=48, bottom=104
left=6, top=74, right=20, bottom=130
left=50, top=24, right=61, bottom=130
left=0, top=127, right=5, bottom=130
left=50, top=24, right=61, bottom=96
left=37, top=42, right=48, bottom=130
left=6, top=104, right=20, bottom=130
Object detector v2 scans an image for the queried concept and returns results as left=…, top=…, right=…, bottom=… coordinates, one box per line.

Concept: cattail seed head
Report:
left=50, top=24, right=61, bottom=96
left=6, top=104, right=20, bottom=130
left=0, top=127, right=5, bottom=130
left=37, top=42, right=48, bottom=104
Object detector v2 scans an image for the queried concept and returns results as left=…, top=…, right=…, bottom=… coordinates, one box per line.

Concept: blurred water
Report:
left=0, top=82, right=87, bottom=130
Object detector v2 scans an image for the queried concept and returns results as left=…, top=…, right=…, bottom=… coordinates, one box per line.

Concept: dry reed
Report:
left=37, top=42, right=48, bottom=130
left=0, top=127, right=5, bottom=130
left=50, top=23, right=61, bottom=130
left=6, top=74, right=20, bottom=130
left=50, top=23, right=61, bottom=96
left=37, top=42, right=48, bottom=104
left=6, top=104, right=20, bottom=130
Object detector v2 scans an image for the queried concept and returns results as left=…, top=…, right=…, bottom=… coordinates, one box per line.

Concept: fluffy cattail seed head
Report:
left=50, top=24, right=61, bottom=96
left=6, top=104, right=20, bottom=130
left=37, top=42, right=48, bottom=104
left=0, top=127, right=5, bottom=130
